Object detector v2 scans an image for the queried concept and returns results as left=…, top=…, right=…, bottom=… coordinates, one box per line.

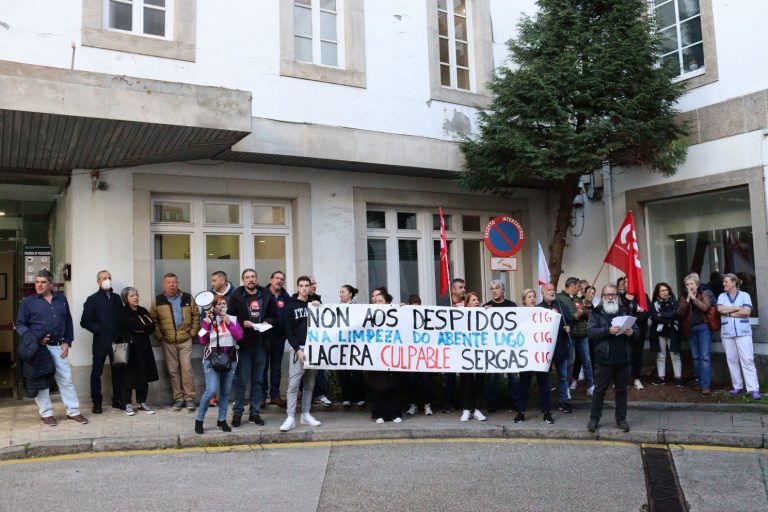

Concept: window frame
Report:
left=438, top=0, right=475, bottom=92
left=649, top=0, right=718, bottom=89
left=104, top=0, right=174, bottom=40
left=293, top=0, right=346, bottom=69
left=427, top=0, right=493, bottom=107
left=82, top=0, right=196, bottom=62
left=151, top=196, right=293, bottom=296
left=280, top=0, right=366, bottom=88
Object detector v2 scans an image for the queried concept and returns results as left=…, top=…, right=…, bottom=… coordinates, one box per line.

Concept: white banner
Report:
left=304, top=304, right=560, bottom=373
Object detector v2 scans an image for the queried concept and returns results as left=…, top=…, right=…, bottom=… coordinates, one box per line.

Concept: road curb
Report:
left=570, top=399, right=768, bottom=413
left=3, top=423, right=765, bottom=461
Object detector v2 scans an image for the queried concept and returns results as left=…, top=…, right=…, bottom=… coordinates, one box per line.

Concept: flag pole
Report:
left=591, top=262, right=606, bottom=288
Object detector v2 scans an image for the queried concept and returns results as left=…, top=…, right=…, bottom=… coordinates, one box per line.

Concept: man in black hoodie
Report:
left=280, top=275, right=322, bottom=432
left=227, top=269, right=276, bottom=427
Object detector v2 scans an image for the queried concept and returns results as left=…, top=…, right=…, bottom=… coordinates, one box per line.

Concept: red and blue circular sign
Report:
left=484, top=216, right=525, bottom=257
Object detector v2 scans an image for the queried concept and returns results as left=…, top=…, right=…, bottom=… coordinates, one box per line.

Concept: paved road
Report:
left=3, top=439, right=767, bottom=512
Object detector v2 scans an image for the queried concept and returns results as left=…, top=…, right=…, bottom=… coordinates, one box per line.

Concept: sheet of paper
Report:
left=252, top=322, right=273, bottom=333
left=611, top=316, right=636, bottom=331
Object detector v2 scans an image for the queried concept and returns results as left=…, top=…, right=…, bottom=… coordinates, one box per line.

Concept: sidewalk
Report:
left=2, top=398, right=768, bottom=461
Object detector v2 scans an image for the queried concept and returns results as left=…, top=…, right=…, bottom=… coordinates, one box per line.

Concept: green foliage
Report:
left=460, top=0, right=690, bottom=193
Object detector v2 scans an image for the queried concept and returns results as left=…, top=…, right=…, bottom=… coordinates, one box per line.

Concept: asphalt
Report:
left=2, top=397, right=768, bottom=461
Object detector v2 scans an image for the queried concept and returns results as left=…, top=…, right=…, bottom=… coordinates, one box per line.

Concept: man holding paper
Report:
left=227, top=269, right=276, bottom=427
left=586, top=284, right=639, bottom=433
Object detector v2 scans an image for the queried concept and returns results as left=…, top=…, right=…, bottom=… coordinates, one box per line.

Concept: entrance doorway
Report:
left=0, top=232, right=17, bottom=398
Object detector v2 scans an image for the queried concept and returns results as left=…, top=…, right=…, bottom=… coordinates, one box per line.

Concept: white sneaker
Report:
left=460, top=410, right=471, bottom=422
left=356, top=400, right=366, bottom=407
left=124, top=404, right=135, bottom=416
left=569, top=379, right=578, bottom=390
left=301, top=413, right=322, bottom=427
left=406, top=403, right=418, bottom=416
left=473, top=409, right=487, bottom=421
left=375, top=417, right=385, bottom=424
left=424, top=404, right=433, bottom=416
left=634, top=379, right=644, bottom=390
left=393, top=417, right=403, bottom=423
left=279, top=416, right=296, bottom=432
left=578, top=368, right=585, bottom=381
left=342, top=400, right=351, bottom=407
left=587, top=385, right=595, bottom=397
left=315, top=395, right=332, bottom=407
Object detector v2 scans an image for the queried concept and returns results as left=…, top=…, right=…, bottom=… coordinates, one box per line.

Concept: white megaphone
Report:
left=194, top=291, right=215, bottom=311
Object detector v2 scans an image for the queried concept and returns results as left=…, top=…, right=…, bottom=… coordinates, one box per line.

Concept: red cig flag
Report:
left=603, top=211, right=647, bottom=311
left=439, top=207, right=450, bottom=297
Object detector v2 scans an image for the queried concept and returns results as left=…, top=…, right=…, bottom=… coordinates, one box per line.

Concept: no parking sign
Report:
left=484, top=216, right=525, bottom=257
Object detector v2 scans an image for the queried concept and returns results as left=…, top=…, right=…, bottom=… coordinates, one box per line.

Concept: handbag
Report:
left=206, top=322, right=233, bottom=373
left=705, top=305, right=721, bottom=332
left=112, top=335, right=131, bottom=366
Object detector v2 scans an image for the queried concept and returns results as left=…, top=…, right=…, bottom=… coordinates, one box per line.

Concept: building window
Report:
left=293, top=0, right=342, bottom=67
left=366, top=207, right=514, bottom=304
left=653, top=0, right=704, bottom=78
left=106, top=0, right=173, bottom=39
left=646, top=187, right=758, bottom=317
left=280, top=0, right=365, bottom=87
left=438, top=0, right=472, bottom=91
left=151, top=197, right=292, bottom=296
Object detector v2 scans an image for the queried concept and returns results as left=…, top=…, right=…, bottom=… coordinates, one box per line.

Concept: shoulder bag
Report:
left=112, top=335, right=131, bottom=366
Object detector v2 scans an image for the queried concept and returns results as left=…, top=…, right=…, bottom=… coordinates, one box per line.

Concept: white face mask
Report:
left=100, top=279, right=112, bottom=291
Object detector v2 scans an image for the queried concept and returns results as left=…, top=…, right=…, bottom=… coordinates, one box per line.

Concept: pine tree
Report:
left=460, top=0, right=689, bottom=286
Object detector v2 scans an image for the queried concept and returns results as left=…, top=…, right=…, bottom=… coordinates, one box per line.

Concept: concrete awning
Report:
left=0, top=61, right=251, bottom=173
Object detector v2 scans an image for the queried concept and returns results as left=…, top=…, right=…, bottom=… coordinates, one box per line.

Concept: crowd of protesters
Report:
left=15, top=265, right=760, bottom=434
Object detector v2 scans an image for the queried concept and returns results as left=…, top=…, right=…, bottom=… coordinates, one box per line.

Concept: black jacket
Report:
left=649, top=296, right=680, bottom=353
left=285, top=297, right=309, bottom=351
left=227, top=285, right=277, bottom=348
left=81, top=290, right=124, bottom=356
left=117, top=305, right=160, bottom=387
left=537, top=298, right=574, bottom=363
left=619, top=292, right=651, bottom=342
left=19, top=330, right=55, bottom=398
left=270, top=287, right=291, bottom=340
left=587, top=306, right=639, bottom=366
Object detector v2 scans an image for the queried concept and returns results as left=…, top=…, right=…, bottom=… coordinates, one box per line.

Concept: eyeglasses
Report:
left=602, top=293, right=618, bottom=299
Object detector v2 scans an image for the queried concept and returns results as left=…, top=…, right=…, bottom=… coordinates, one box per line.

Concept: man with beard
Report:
left=537, top=283, right=574, bottom=413
left=586, top=284, right=638, bottom=433
left=228, top=269, right=276, bottom=426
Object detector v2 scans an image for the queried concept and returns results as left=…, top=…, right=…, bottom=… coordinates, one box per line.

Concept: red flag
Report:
left=439, top=207, right=450, bottom=297
left=603, top=211, right=647, bottom=311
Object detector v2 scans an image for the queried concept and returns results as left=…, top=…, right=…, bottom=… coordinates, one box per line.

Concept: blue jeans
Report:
left=689, top=324, right=712, bottom=389
left=262, top=335, right=286, bottom=399
left=36, top=345, right=80, bottom=417
left=232, top=343, right=268, bottom=416
left=197, top=358, right=237, bottom=422
left=570, top=337, right=594, bottom=388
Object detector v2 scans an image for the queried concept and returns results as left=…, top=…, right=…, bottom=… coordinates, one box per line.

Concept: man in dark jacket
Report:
left=587, top=284, right=639, bottom=433
left=80, top=270, right=125, bottom=414
left=557, top=277, right=594, bottom=397
left=264, top=270, right=290, bottom=407
left=227, top=269, right=277, bottom=426
left=538, top=283, right=574, bottom=413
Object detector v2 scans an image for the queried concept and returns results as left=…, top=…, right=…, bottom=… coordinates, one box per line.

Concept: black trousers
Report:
left=339, top=370, right=366, bottom=403
left=371, top=389, right=401, bottom=421
left=631, top=323, right=647, bottom=379
left=517, top=371, right=551, bottom=414
left=459, top=373, right=485, bottom=411
left=406, top=372, right=434, bottom=406
left=122, top=385, right=148, bottom=405
left=91, top=352, right=122, bottom=404
left=590, top=363, right=630, bottom=422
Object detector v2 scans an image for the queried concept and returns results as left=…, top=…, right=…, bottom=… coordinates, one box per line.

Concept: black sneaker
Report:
left=652, top=377, right=665, bottom=386
left=616, top=420, right=630, bottom=432
left=112, top=399, right=124, bottom=410
left=558, top=402, right=572, bottom=413
left=195, top=420, right=204, bottom=434
left=513, top=412, right=525, bottom=423
left=543, top=412, right=555, bottom=424
left=231, top=414, right=242, bottom=427
left=674, top=378, right=683, bottom=387
left=217, top=420, right=232, bottom=432
left=249, top=414, right=265, bottom=426
left=587, top=418, right=599, bottom=432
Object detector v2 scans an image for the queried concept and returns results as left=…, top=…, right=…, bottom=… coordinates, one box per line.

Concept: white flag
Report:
left=537, top=241, right=550, bottom=300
